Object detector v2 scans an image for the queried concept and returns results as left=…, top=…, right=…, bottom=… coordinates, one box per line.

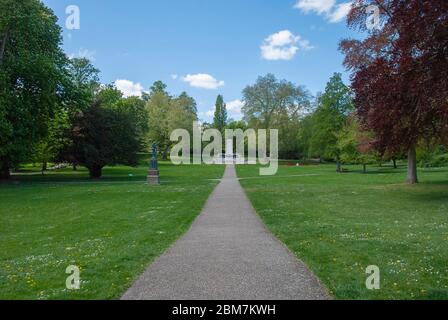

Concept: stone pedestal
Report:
left=147, top=169, right=160, bottom=185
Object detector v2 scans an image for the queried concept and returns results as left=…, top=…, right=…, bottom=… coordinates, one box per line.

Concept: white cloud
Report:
left=294, top=0, right=352, bottom=23
left=69, top=48, right=97, bottom=61
left=171, top=74, right=178, bottom=80
left=114, top=79, right=144, bottom=98
left=294, top=0, right=335, bottom=14
left=328, top=2, right=353, bottom=23
left=298, top=39, right=314, bottom=50
left=226, top=99, right=244, bottom=115
left=199, top=99, right=244, bottom=121
left=182, top=73, right=225, bottom=89
left=198, top=109, right=215, bottom=119
left=261, top=30, right=313, bottom=61
left=265, top=30, right=299, bottom=47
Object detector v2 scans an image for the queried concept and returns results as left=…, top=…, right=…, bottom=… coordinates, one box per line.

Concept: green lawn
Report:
left=0, top=162, right=224, bottom=300
left=237, top=163, right=448, bottom=300
left=2, top=161, right=447, bottom=300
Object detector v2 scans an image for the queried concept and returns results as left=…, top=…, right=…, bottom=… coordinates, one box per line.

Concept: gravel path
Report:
left=121, top=165, right=330, bottom=300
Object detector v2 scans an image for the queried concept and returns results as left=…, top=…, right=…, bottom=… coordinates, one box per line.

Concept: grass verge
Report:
left=0, top=162, right=224, bottom=300
left=237, top=163, right=448, bottom=300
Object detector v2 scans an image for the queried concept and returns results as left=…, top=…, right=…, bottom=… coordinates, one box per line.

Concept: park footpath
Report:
left=121, top=165, right=330, bottom=300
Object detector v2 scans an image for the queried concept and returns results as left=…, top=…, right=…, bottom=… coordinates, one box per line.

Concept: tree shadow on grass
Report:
left=342, top=168, right=406, bottom=175
left=343, top=166, right=448, bottom=176
left=1, top=162, right=221, bottom=186
left=415, top=289, right=448, bottom=300
left=407, top=182, right=448, bottom=204
left=1, top=164, right=150, bottom=185
left=1, top=173, right=146, bottom=185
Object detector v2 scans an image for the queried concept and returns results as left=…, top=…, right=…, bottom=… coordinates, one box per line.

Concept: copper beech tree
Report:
left=340, top=0, right=448, bottom=184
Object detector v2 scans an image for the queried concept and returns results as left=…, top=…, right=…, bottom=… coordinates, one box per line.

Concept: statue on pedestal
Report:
left=147, top=142, right=160, bottom=185
left=150, top=143, right=158, bottom=170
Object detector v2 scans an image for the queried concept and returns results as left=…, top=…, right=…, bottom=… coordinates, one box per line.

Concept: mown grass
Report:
left=236, top=163, right=448, bottom=300
left=0, top=162, right=224, bottom=300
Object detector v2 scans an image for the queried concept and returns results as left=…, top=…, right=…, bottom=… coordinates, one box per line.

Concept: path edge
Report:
left=235, top=165, right=333, bottom=300
left=119, top=170, right=225, bottom=299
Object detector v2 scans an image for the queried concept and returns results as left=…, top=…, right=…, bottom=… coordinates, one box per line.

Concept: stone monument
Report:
left=147, top=143, right=160, bottom=185
left=225, top=138, right=234, bottom=164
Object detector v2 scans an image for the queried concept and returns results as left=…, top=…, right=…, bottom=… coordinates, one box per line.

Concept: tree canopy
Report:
left=213, top=95, right=227, bottom=132
left=340, top=0, right=448, bottom=183
left=0, top=0, right=68, bottom=178
left=69, top=98, right=140, bottom=179
left=147, top=82, right=198, bottom=159
left=242, top=74, right=310, bottom=130
left=308, top=73, right=353, bottom=170
left=1, top=0, right=446, bottom=183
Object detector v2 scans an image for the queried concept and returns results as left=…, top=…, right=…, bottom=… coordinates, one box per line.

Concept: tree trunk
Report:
left=0, top=30, right=9, bottom=65
left=89, top=165, right=103, bottom=179
left=393, top=158, right=397, bottom=169
left=73, top=164, right=78, bottom=171
left=336, top=161, right=341, bottom=173
left=363, top=164, right=367, bottom=173
left=407, top=145, right=418, bottom=184
left=42, top=161, right=47, bottom=173
left=162, top=145, right=169, bottom=161
left=0, top=163, right=10, bottom=180
left=336, top=155, right=341, bottom=173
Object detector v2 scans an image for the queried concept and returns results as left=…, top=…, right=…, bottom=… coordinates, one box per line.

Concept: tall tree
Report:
left=242, top=74, right=310, bottom=158
left=114, top=96, right=149, bottom=150
left=337, top=115, right=376, bottom=173
left=340, top=0, right=448, bottom=184
left=68, top=88, right=140, bottom=179
left=297, top=114, right=315, bottom=159
left=171, top=91, right=198, bottom=134
left=0, top=0, right=68, bottom=179
left=65, top=58, right=100, bottom=117
left=213, top=95, right=227, bottom=132
left=168, top=92, right=198, bottom=156
left=146, top=83, right=198, bottom=159
left=176, top=92, right=198, bottom=115
left=147, top=81, right=172, bottom=158
left=33, top=111, right=70, bottom=172
left=242, top=74, right=309, bottom=130
left=309, top=73, right=353, bottom=171
left=150, top=81, right=168, bottom=96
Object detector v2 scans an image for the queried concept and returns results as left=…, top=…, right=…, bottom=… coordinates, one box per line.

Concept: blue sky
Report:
left=43, top=0, right=359, bottom=122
